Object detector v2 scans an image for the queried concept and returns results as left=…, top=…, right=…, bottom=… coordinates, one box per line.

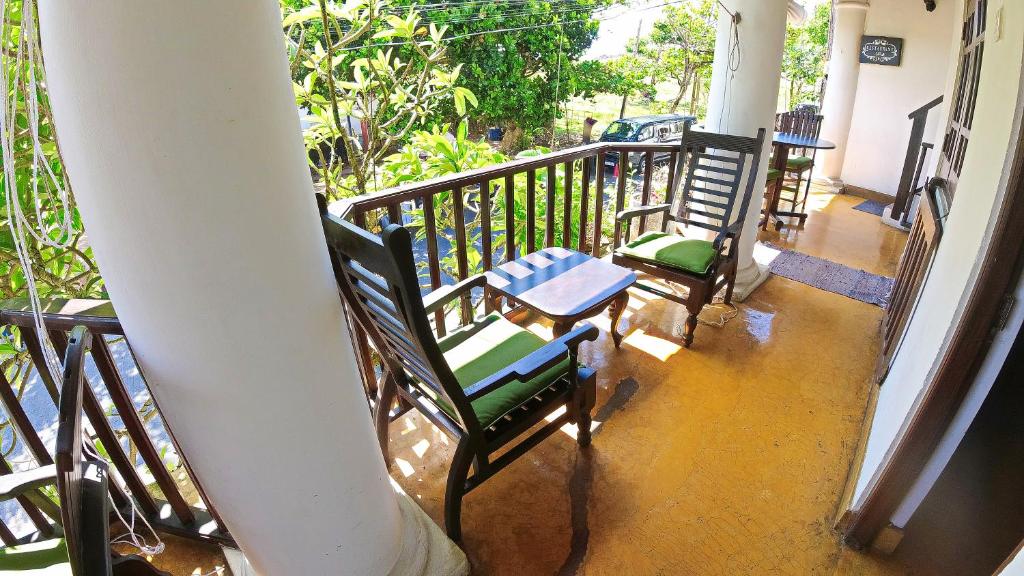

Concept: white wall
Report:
left=851, top=0, right=1024, bottom=508
left=839, top=0, right=957, bottom=196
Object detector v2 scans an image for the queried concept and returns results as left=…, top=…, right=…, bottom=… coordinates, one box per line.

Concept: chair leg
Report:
left=373, top=372, right=397, bottom=468
left=681, top=304, right=701, bottom=349
left=800, top=168, right=814, bottom=212
left=724, top=272, right=737, bottom=305
left=444, top=439, right=474, bottom=542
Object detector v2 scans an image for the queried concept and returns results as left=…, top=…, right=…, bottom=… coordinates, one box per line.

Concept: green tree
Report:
left=648, top=0, right=717, bottom=113
left=781, top=2, right=830, bottom=110
left=283, top=0, right=477, bottom=198
left=393, top=0, right=610, bottom=150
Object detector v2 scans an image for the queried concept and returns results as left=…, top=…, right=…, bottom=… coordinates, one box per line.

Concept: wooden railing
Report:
left=334, top=141, right=681, bottom=397
left=0, top=299, right=232, bottom=546
left=892, top=96, right=943, bottom=223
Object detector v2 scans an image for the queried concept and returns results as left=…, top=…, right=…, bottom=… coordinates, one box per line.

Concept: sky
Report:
left=585, top=0, right=828, bottom=60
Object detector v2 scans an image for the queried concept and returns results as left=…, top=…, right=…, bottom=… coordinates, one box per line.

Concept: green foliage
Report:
left=283, top=0, right=477, bottom=198
left=781, top=2, right=830, bottom=110
left=648, top=0, right=717, bottom=113
left=385, top=0, right=611, bottom=142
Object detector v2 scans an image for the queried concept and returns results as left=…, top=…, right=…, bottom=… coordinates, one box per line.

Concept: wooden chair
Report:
left=774, top=109, right=824, bottom=214
left=612, top=124, right=766, bottom=347
left=317, top=197, right=599, bottom=541
left=0, top=327, right=168, bottom=576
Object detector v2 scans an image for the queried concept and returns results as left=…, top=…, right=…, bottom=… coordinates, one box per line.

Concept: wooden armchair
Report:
left=775, top=109, right=824, bottom=214
left=612, top=124, right=766, bottom=347
left=0, top=326, right=168, bottom=576
left=318, top=197, right=599, bottom=541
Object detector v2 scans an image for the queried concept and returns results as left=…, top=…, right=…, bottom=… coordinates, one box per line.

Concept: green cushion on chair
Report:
left=766, top=168, right=782, bottom=181
left=616, top=231, right=718, bottom=275
left=437, top=314, right=569, bottom=427
left=0, top=539, right=70, bottom=574
left=786, top=156, right=813, bottom=170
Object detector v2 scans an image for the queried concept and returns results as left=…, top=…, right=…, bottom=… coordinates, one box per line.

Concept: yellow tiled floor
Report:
left=385, top=187, right=915, bottom=575
left=152, top=187, right=912, bottom=575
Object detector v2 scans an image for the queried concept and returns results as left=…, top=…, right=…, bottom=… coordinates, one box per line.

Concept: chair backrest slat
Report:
left=776, top=109, right=824, bottom=157
left=667, top=124, right=767, bottom=237
left=318, top=197, right=484, bottom=437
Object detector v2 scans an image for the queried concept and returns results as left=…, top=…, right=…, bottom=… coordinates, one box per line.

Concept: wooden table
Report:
left=484, top=247, right=637, bottom=347
left=763, top=131, right=836, bottom=231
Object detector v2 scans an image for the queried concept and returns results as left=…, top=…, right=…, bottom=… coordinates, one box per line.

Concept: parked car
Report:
left=600, top=114, right=698, bottom=173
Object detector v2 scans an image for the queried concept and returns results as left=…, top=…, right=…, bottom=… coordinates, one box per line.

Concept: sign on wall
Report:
left=860, top=36, right=903, bottom=66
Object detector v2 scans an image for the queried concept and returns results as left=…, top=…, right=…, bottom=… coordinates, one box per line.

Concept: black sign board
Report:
left=860, top=36, right=903, bottom=66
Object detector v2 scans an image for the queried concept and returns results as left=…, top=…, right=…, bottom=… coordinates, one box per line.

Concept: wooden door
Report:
left=878, top=0, right=987, bottom=377
left=938, top=0, right=987, bottom=197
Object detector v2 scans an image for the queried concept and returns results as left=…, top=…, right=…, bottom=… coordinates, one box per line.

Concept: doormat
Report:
left=852, top=199, right=888, bottom=216
left=768, top=248, right=894, bottom=307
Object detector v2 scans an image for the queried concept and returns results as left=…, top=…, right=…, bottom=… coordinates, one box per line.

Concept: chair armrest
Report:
left=423, top=274, right=488, bottom=315
left=616, top=204, right=671, bottom=223
left=463, top=323, right=600, bottom=401
left=713, top=221, right=744, bottom=250
left=0, top=465, right=57, bottom=502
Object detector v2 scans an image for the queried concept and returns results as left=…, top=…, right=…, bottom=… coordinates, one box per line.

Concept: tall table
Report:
left=763, top=131, right=836, bottom=231
left=484, top=247, right=636, bottom=347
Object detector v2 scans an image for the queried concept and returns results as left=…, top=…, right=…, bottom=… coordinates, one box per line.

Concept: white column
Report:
left=704, top=0, right=791, bottom=301
left=819, top=0, right=871, bottom=189
left=38, top=2, right=466, bottom=575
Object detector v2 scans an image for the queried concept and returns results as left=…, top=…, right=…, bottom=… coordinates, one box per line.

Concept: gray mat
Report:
left=852, top=199, right=887, bottom=216
left=768, top=248, right=894, bottom=307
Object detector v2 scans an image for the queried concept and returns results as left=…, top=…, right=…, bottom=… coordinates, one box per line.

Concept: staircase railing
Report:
left=892, top=96, right=944, bottom=222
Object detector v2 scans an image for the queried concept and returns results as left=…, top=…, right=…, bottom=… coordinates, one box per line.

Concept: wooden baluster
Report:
left=353, top=210, right=368, bottom=230
left=479, top=180, right=492, bottom=271
left=0, top=372, right=53, bottom=466
left=0, top=518, right=15, bottom=546
left=452, top=187, right=472, bottom=323
left=19, top=325, right=59, bottom=404
left=562, top=161, right=573, bottom=248
left=666, top=150, right=679, bottom=209
left=638, top=150, right=654, bottom=233
left=613, top=151, right=628, bottom=249
left=48, top=331, right=159, bottom=517
left=545, top=165, right=557, bottom=248
left=593, top=152, right=605, bottom=257
left=423, top=195, right=446, bottom=336
left=504, top=174, right=515, bottom=263
left=579, top=157, right=590, bottom=253
left=0, top=457, right=56, bottom=538
left=89, top=334, right=195, bottom=525
left=387, top=203, right=402, bottom=227
left=526, top=170, right=537, bottom=254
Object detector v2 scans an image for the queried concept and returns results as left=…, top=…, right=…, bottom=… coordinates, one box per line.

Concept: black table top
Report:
left=772, top=131, right=836, bottom=150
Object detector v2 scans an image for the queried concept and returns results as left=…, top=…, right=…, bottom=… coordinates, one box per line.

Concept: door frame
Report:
left=842, top=81, right=1024, bottom=549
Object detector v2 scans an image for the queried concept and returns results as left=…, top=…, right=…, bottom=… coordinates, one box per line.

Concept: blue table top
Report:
left=773, top=131, right=836, bottom=149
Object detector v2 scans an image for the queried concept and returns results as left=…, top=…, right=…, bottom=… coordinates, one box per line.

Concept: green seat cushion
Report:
left=437, top=314, right=569, bottom=427
left=0, top=539, right=70, bottom=574
left=766, top=168, right=782, bottom=181
left=616, top=231, right=717, bottom=275
left=786, top=156, right=813, bottom=170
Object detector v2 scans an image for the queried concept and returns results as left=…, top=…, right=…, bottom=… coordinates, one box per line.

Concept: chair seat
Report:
left=786, top=156, right=813, bottom=170
left=0, top=539, right=70, bottom=574
left=437, top=314, right=569, bottom=427
left=615, top=231, right=717, bottom=276
left=766, top=168, right=782, bottom=181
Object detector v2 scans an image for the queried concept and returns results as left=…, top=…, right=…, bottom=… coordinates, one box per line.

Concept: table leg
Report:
left=608, top=291, right=629, bottom=348
left=552, top=321, right=574, bottom=339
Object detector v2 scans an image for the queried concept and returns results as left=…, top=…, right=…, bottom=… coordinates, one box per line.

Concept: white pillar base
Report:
left=390, top=489, right=470, bottom=576
left=823, top=177, right=847, bottom=194
left=880, top=204, right=912, bottom=232
left=730, top=259, right=772, bottom=302
left=220, top=488, right=470, bottom=576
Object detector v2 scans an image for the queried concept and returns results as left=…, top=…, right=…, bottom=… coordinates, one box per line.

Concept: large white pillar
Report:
left=704, top=0, right=791, bottom=301
left=38, top=2, right=465, bottom=575
left=819, top=0, right=871, bottom=188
